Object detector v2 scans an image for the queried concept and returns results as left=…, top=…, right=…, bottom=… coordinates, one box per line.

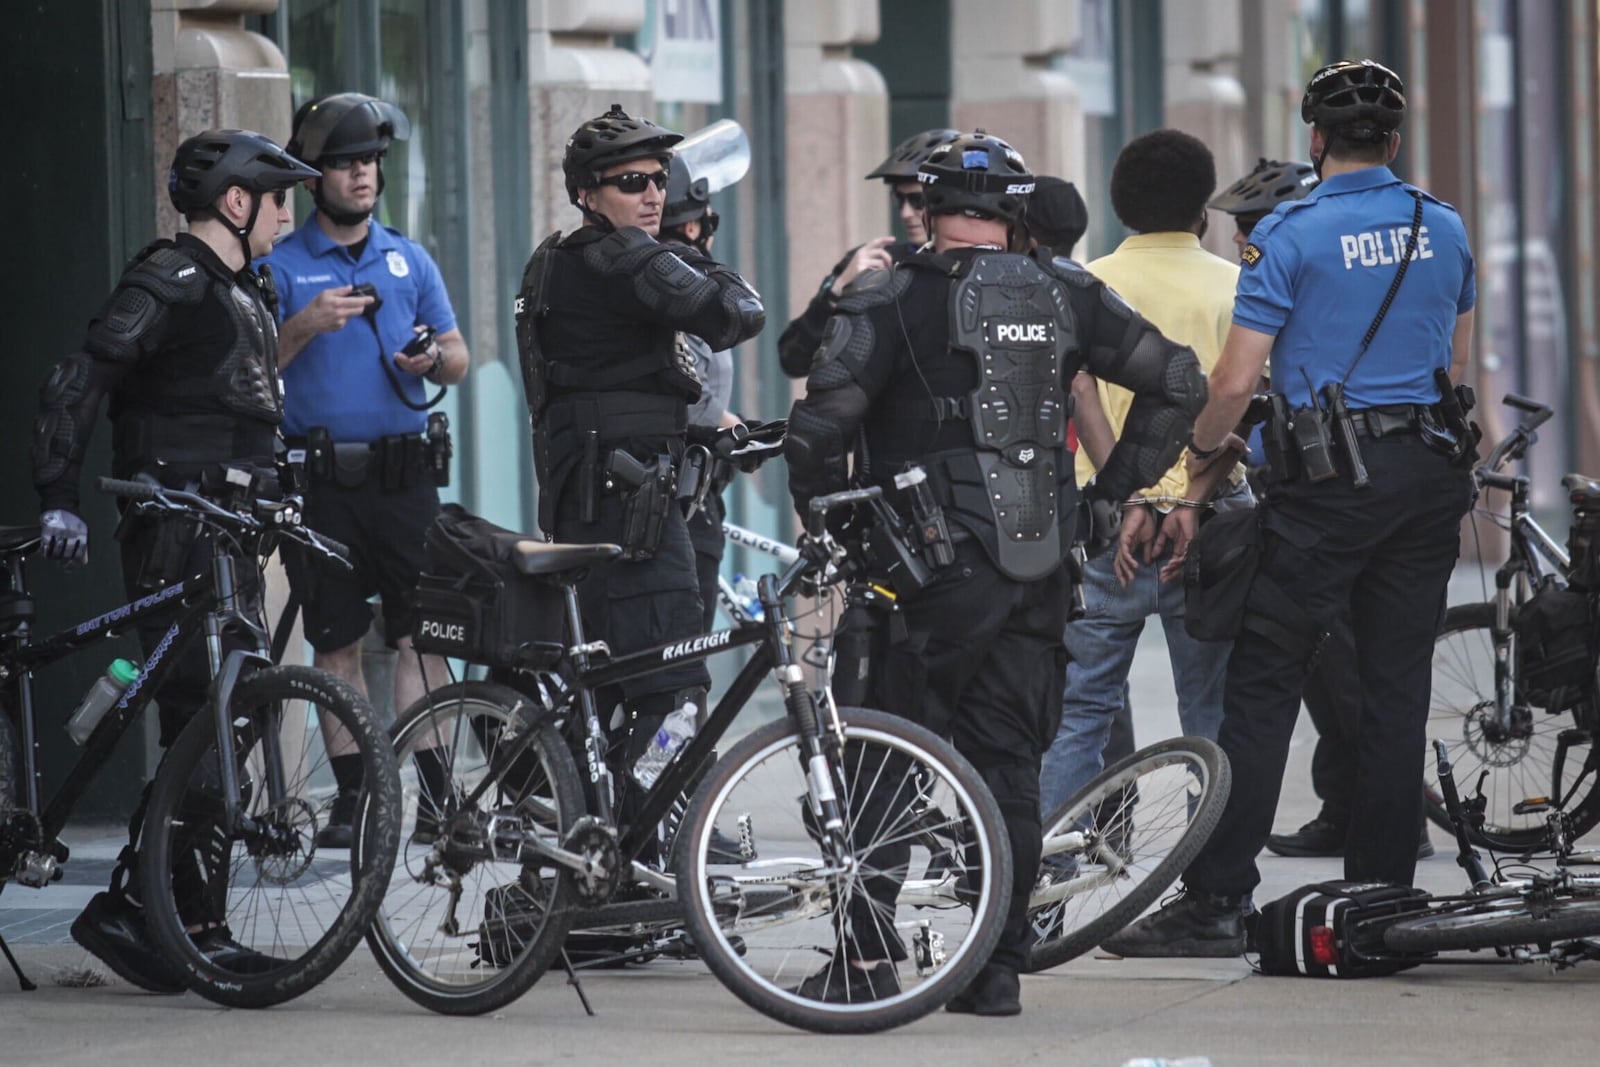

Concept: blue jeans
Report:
left=1038, top=534, right=1232, bottom=817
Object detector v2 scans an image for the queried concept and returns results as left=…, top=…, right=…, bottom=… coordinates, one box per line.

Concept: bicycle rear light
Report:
left=1309, top=925, right=1340, bottom=967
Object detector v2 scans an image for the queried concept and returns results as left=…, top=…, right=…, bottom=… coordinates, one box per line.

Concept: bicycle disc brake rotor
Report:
left=253, top=796, right=317, bottom=885
left=1465, top=700, right=1533, bottom=766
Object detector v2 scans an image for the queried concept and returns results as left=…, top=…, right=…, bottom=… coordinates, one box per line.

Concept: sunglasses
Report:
left=893, top=190, right=926, bottom=211
left=322, top=150, right=386, bottom=170
left=701, top=210, right=721, bottom=236
left=270, top=188, right=288, bottom=207
left=596, top=169, right=668, bottom=194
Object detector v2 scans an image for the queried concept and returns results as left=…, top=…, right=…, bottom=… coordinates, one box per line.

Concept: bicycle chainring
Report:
left=562, top=816, right=621, bottom=905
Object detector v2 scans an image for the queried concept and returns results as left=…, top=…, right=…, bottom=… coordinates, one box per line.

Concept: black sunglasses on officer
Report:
left=596, top=169, right=669, bottom=194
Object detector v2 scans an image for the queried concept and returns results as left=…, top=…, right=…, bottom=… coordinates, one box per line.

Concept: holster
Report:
left=1260, top=394, right=1300, bottom=484
left=603, top=450, right=677, bottom=561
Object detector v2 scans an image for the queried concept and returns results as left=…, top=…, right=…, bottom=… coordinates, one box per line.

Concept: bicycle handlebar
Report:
left=807, top=486, right=883, bottom=539
left=95, top=476, right=351, bottom=567
left=1481, top=393, right=1555, bottom=476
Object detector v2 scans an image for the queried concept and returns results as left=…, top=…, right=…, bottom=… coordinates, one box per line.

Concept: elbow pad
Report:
left=1094, top=330, right=1209, bottom=500
left=31, top=352, right=99, bottom=490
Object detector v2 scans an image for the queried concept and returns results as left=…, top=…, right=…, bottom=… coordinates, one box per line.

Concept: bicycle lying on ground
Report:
left=365, top=486, right=1010, bottom=1033
left=0, top=476, right=401, bottom=1007
left=1426, top=393, right=1600, bottom=849
left=1339, top=740, right=1600, bottom=969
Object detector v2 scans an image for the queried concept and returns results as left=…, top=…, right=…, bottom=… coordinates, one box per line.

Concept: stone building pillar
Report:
left=1163, top=0, right=1247, bottom=258
left=151, top=0, right=293, bottom=238
left=949, top=1, right=1086, bottom=192
left=782, top=0, right=889, bottom=327
left=525, top=0, right=654, bottom=241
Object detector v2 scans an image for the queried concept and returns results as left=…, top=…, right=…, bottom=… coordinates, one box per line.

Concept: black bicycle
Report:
left=1425, top=393, right=1600, bottom=849
left=364, top=486, right=1011, bottom=1033
left=0, top=476, right=401, bottom=1007
left=1342, top=740, right=1600, bottom=968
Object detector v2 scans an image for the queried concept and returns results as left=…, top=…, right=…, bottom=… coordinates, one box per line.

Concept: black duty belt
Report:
left=1351, top=404, right=1423, bottom=439
left=544, top=390, right=687, bottom=443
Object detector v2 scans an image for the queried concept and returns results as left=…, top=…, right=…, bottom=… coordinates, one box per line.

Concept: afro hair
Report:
left=1109, top=129, right=1217, bottom=235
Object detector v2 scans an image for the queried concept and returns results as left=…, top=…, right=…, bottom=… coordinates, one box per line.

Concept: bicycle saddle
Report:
left=0, top=525, right=42, bottom=555
left=509, top=539, right=622, bottom=576
left=1562, top=473, right=1600, bottom=506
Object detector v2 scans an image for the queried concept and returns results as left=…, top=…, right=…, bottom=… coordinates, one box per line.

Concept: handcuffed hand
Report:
left=40, top=509, right=89, bottom=564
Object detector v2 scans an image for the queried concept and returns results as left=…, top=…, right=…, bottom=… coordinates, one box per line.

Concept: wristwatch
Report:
left=1188, top=439, right=1222, bottom=461
left=423, top=345, right=445, bottom=381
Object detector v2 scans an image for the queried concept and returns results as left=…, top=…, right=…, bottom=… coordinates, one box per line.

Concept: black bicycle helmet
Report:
left=1209, top=158, right=1318, bottom=217
left=660, top=154, right=711, bottom=230
left=287, top=92, right=411, bottom=164
left=1301, top=59, right=1406, bottom=135
left=866, top=127, right=962, bottom=182
left=916, top=130, right=1033, bottom=223
left=563, top=104, right=682, bottom=206
left=168, top=129, right=318, bottom=215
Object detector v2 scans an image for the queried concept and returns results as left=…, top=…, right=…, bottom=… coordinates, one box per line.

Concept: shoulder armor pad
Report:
left=835, top=263, right=914, bottom=313
left=1042, top=256, right=1100, bottom=289
left=126, top=243, right=211, bottom=305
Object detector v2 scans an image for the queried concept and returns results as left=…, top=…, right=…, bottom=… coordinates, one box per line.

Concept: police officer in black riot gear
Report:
left=30, top=129, right=316, bottom=993
left=784, top=131, right=1207, bottom=1013
left=515, top=105, right=764, bottom=856
left=776, top=128, right=960, bottom=378
left=1106, top=60, right=1478, bottom=959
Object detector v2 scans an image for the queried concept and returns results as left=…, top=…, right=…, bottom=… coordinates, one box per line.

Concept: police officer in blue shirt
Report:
left=1106, top=59, right=1478, bottom=958
left=264, top=93, right=468, bottom=846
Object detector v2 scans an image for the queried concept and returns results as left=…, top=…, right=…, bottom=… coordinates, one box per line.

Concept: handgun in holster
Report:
left=426, top=412, right=452, bottom=487
left=861, top=496, right=934, bottom=595
left=603, top=449, right=675, bottom=560
left=1419, top=368, right=1481, bottom=468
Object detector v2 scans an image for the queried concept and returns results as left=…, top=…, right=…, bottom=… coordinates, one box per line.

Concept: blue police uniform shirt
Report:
left=265, top=217, right=458, bottom=441
left=1233, top=165, right=1476, bottom=410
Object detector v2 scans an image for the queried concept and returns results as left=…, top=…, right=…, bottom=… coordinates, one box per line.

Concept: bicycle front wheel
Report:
left=1382, top=891, right=1600, bottom=953
left=675, top=706, right=1011, bottom=1034
left=367, top=681, right=583, bottom=1015
left=1024, top=736, right=1230, bottom=973
left=1425, top=602, right=1600, bottom=849
left=140, top=664, right=402, bottom=1008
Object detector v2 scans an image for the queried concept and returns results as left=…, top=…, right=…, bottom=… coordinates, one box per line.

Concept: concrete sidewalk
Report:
left=3, top=616, right=1597, bottom=1066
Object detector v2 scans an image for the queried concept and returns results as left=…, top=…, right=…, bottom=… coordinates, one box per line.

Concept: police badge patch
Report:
left=1240, top=243, right=1263, bottom=267
left=387, top=249, right=410, bottom=277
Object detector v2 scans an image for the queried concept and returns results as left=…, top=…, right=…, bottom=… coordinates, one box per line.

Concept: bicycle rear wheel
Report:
left=366, top=681, right=583, bottom=1015
left=1382, top=891, right=1600, bottom=953
left=1425, top=602, right=1600, bottom=849
left=675, top=706, right=1010, bottom=1034
left=1024, top=736, right=1230, bottom=973
left=139, top=665, right=402, bottom=1008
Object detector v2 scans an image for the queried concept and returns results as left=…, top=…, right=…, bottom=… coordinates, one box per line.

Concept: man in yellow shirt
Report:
left=1039, top=129, right=1247, bottom=817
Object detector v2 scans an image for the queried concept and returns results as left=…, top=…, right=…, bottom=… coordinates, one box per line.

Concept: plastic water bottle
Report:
left=632, top=699, right=699, bottom=788
left=1121, top=1058, right=1213, bottom=1067
left=66, top=659, right=141, bottom=745
left=732, top=573, right=764, bottom=622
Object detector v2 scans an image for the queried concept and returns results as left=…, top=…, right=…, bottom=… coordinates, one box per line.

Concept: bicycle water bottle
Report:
left=633, top=700, right=699, bottom=788
left=732, top=573, right=764, bottom=622
left=66, top=658, right=141, bottom=745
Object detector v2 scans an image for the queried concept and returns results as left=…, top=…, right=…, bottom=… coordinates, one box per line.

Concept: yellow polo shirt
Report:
left=1077, top=232, right=1243, bottom=504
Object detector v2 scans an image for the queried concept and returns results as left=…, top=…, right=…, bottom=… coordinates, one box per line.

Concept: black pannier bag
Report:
left=1254, top=880, right=1431, bottom=978
left=1513, top=585, right=1595, bottom=711
left=1568, top=498, right=1600, bottom=592
left=412, top=504, right=566, bottom=668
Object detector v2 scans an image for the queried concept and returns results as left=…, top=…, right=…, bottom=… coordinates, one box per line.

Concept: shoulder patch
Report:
left=1240, top=243, right=1263, bottom=267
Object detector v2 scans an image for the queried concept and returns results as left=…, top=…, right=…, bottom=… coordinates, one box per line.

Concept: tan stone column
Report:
left=782, top=0, right=889, bottom=328
left=151, top=0, right=293, bottom=238
left=1162, top=0, right=1246, bottom=259
left=525, top=0, right=654, bottom=241
left=949, top=1, right=1086, bottom=194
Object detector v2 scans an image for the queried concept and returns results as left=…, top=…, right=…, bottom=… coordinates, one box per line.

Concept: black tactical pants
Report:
left=845, top=543, right=1070, bottom=971
left=1185, top=434, right=1473, bottom=896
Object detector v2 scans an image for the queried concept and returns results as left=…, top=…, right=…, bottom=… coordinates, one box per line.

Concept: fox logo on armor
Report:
left=984, top=319, right=1055, bottom=346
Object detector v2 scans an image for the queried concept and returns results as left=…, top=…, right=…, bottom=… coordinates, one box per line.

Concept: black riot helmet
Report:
left=168, top=129, right=318, bottom=264
left=917, top=130, right=1034, bottom=226
left=1210, top=158, right=1317, bottom=234
left=1301, top=59, right=1406, bottom=136
left=660, top=154, right=711, bottom=230
left=866, top=127, right=962, bottom=182
left=563, top=104, right=682, bottom=211
left=287, top=92, right=411, bottom=164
